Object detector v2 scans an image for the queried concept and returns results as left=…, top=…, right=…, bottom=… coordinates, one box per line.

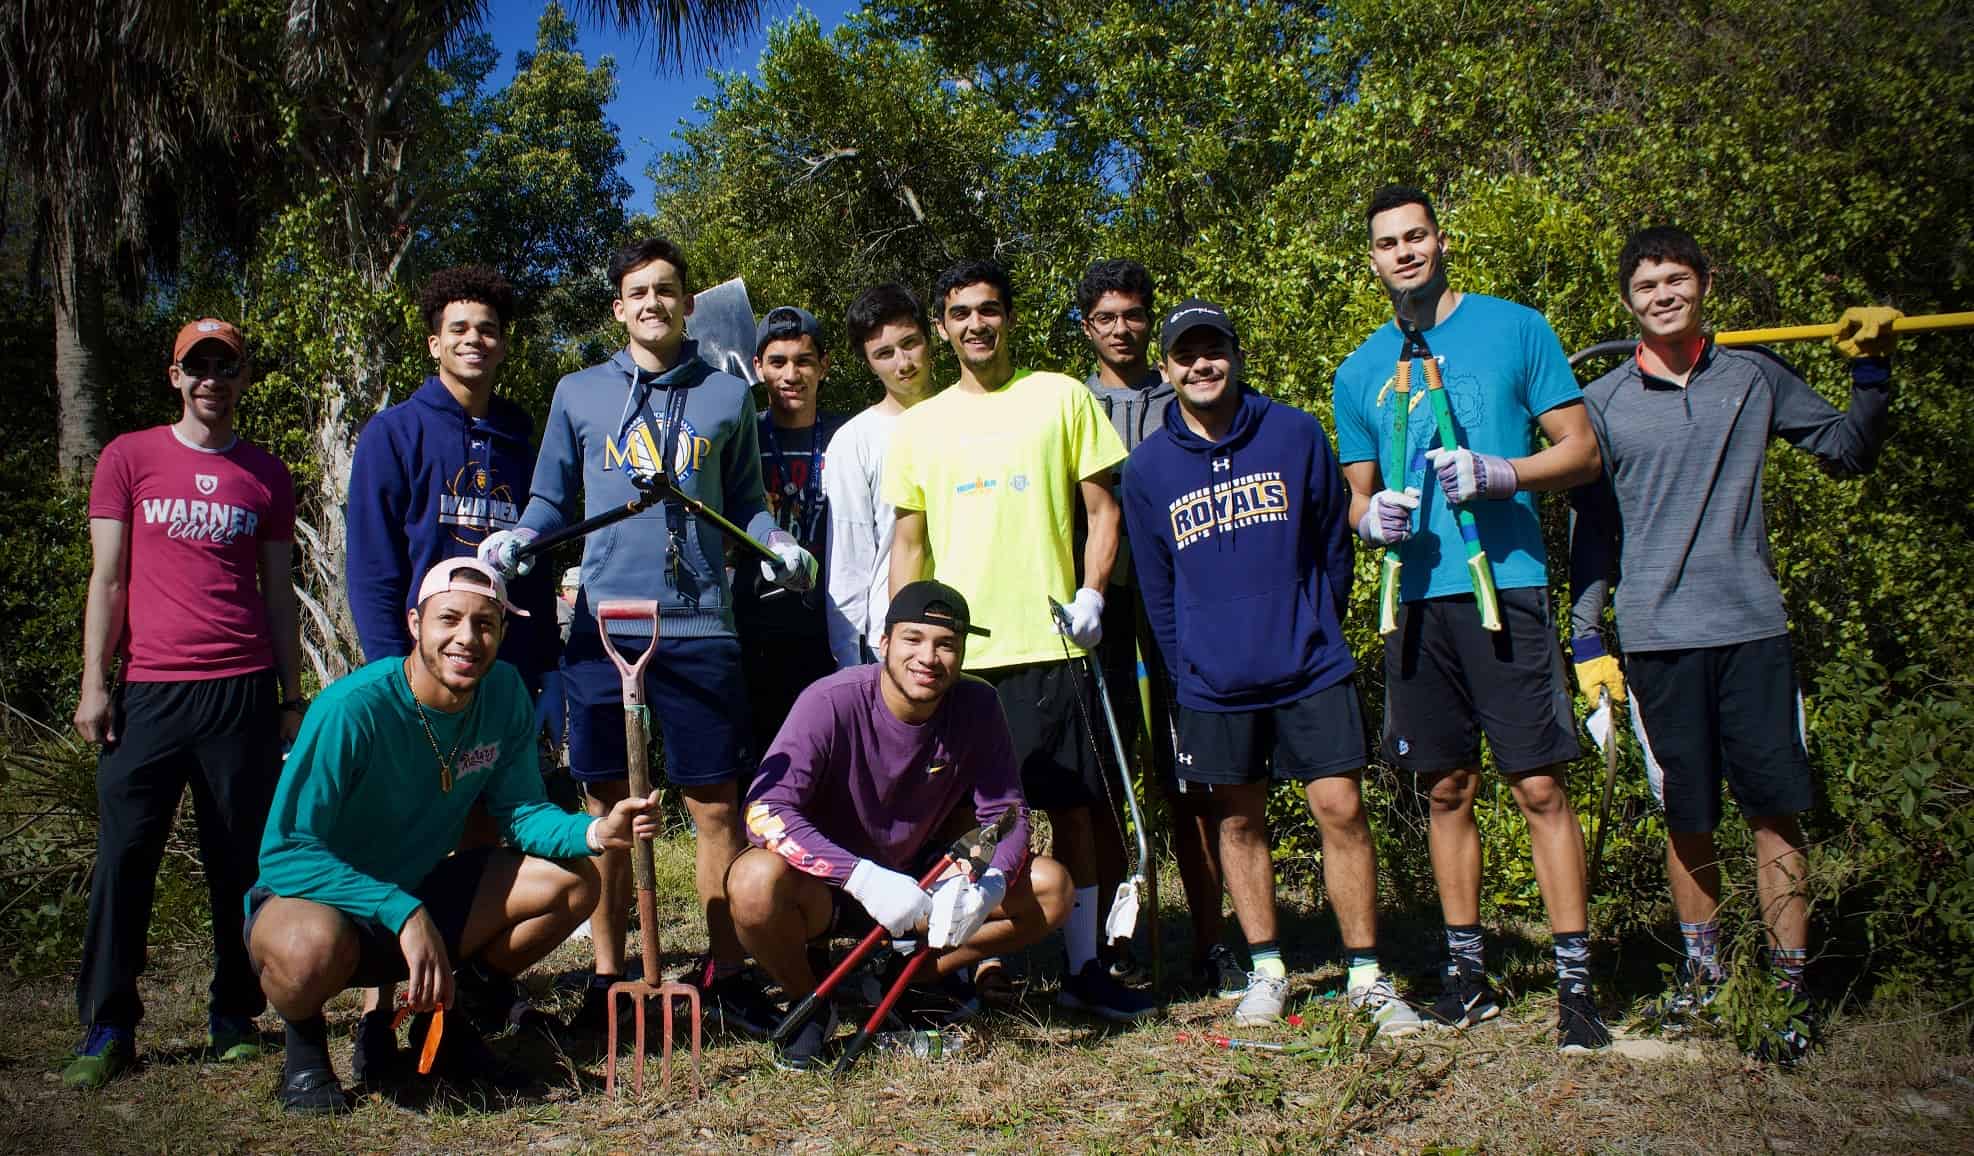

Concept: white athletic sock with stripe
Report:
left=1066, top=886, right=1099, bottom=972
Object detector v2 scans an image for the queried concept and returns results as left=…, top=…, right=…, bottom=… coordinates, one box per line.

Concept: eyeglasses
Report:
left=178, top=357, right=243, bottom=380
left=1087, top=309, right=1149, bottom=332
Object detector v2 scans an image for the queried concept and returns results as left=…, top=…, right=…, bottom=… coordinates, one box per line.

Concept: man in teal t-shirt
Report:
left=1331, top=185, right=1607, bottom=1055
left=246, top=560, right=661, bottom=1115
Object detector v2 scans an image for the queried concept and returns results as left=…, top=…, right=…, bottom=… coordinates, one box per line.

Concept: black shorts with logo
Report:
left=244, top=847, right=495, bottom=988
left=1174, top=678, right=1369, bottom=787
left=1381, top=587, right=1582, bottom=776
left=978, top=659, right=1108, bottom=812
left=1627, top=633, right=1813, bottom=834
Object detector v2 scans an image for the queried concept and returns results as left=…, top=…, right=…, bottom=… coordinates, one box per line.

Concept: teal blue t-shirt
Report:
left=255, top=657, right=591, bottom=932
left=1331, top=293, right=1582, bottom=601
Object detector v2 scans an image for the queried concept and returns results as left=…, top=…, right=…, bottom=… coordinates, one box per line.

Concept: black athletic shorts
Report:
left=244, top=847, right=494, bottom=988
left=978, top=659, right=1107, bottom=811
left=1174, top=678, right=1368, bottom=787
left=1381, top=587, right=1582, bottom=776
left=1627, top=634, right=1813, bottom=834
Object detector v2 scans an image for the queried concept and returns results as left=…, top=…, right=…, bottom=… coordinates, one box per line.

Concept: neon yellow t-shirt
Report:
left=883, top=369, right=1127, bottom=670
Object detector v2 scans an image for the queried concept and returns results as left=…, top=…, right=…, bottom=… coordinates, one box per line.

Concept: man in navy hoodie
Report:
left=344, top=266, right=559, bottom=1075
left=480, top=237, right=816, bottom=1037
left=1122, top=300, right=1422, bottom=1034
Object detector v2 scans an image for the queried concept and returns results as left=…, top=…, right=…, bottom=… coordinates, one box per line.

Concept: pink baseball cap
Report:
left=414, top=558, right=530, bottom=616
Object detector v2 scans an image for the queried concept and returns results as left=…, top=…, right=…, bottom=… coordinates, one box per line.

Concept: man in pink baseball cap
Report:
left=242, top=558, right=659, bottom=1113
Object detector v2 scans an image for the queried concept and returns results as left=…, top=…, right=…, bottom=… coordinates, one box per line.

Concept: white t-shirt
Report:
left=822, top=405, right=901, bottom=665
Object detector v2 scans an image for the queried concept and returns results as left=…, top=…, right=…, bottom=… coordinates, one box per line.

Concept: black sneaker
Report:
left=568, top=976, right=633, bottom=1038
left=277, top=1064, right=352, bottom=1115
left=455, top=962, right=560, bottom=1038
left=1057, top=960, right=1160, bottom=1022
left=1197, top=944, right=1248, bottom=1000
left=1748, top=983, right=1817, bottom=1067
left=412, top=1013, right=533, bottom=1091
left=1427, top=963, right=1502, bottom=1030
left=893, top=971, right=982, bottom=1028
left=350, top=1009, right=406, bottom=1086
left=1556, top=981, right=1612, bottom=1054
left=677, top=956, right=779, bottom=1039
left=773, top=1002, right=838, bottom=1072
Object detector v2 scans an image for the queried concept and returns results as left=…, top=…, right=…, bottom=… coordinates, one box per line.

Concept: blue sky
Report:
left=482, top=0, right=864, bottom=212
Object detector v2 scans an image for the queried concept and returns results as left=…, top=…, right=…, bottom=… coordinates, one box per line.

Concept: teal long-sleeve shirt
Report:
left=254, top=657, right=592, bottom=933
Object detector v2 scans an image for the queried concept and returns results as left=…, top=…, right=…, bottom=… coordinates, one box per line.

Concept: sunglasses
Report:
left=178, top=357, right=243, bottom=380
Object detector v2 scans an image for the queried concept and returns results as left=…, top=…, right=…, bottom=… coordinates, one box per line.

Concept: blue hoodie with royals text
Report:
left=1121, top=387, right=1356, bottom=711
left=518, top=344, right=777, bottom=639
left=346, top=377, right=556, bottom=680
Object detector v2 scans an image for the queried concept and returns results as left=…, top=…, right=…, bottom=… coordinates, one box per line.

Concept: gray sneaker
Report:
left=1232, top=973, right=1289, bottom=1026
left=1347, top=975, right=1425, bottom=1037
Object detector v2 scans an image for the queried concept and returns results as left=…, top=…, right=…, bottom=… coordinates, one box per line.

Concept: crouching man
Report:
left=729, top=581, right=1072, bottom=1070
left=246, top=560, right=661, bottom=1114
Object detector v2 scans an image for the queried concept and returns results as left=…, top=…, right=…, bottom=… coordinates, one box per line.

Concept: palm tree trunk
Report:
left=51, top=225, right=106, bottom=477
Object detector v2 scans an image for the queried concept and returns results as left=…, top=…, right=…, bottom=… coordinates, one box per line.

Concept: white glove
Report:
left=927, top=867, right=1007, bottom=949
left=1055, top=587, right=1105, bottom=648
left=845, top=859, right=931, bottom=937
left=760, top=529, right=819, bottom=593
left=477, top=527, right=539, bottom=578
left=1356, top=486, right=1421, bottom=545
left=1424, top=447, right=1518, bottom=504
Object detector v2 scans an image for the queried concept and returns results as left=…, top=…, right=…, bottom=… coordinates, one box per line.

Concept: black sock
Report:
left=284, top=1015, right=332, bottom=1073
left=589, top=971, right=621, bottom=990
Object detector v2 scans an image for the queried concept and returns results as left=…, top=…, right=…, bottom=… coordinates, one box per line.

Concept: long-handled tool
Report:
left=1402, top=322, right=1502, bottom=631
left=833, top=812, right=1016, bottom=1074
left=1587, top=687, right=1622, bottom=895
left=1376, top=351, right=1413, bottom=637
left=517, top=470, right=781, bottom=568
left=1049, top=597, right=1159, bottom=990
left=1715, top=310, right=1974, bottom=347
left=773, top=812, right=1018, bottom=1047
left=595, top=599, right=703, bottom=1096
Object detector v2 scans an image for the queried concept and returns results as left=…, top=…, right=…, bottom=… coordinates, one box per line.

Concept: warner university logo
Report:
left=438, top=460, right=521, bottom=548
left=140, top=475, right=261, bottom=543
left=1165, top=470, right=1291, bottom=551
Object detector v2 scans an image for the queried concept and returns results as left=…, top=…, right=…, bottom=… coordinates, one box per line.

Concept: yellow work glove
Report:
left=1570, top=635, right=1626, bottom=706
left=1832, top=306, right=1902, bottom=359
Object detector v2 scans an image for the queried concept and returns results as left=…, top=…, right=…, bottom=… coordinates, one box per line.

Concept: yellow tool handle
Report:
left=1716, top=310, right=1974, bottom=346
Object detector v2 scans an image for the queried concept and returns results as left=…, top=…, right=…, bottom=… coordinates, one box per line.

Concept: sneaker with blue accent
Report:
left=62, top=1025, right=135, bottom=1090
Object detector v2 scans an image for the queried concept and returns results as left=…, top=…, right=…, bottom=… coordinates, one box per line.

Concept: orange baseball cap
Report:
left=172, top=318, right=245, bottom=363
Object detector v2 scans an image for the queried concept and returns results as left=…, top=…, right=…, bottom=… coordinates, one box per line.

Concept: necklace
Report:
left=405, top=660, right=477, bottom=792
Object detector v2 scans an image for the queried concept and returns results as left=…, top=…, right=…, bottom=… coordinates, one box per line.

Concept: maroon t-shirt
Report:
left=88, top=426, right=296, bottom=681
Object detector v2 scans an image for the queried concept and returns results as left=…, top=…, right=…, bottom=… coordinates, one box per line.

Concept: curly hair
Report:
left=420, top=265, right=515, bottom=333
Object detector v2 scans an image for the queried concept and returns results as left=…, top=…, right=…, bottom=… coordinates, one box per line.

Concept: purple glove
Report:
left=1424, top=447, right=1517, bottom=503
left=1356, top=487, right=1421, bottom=545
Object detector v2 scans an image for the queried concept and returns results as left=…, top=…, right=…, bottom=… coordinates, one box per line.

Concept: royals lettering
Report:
left=1166, top=471, right=1291, bottom=551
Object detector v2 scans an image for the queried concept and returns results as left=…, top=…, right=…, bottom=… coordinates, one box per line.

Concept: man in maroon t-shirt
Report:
left=63, top=317, right=303, bottom=1090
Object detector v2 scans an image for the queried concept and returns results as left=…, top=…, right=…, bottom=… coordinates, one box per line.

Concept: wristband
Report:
left=585, top=818, right=604, bottom=854
left=1570, top=634, right=1607, bottom=661
left=280, top=697, right=308, bottom=714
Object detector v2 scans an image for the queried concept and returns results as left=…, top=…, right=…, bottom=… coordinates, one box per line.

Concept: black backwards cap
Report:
left=885, top=580, right=991, bottom=637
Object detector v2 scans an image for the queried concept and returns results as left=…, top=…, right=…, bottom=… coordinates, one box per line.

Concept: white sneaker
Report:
left=1232, top=973, right=1289, bottom=1026
left=1347, top=974, right=1425, bottom=1037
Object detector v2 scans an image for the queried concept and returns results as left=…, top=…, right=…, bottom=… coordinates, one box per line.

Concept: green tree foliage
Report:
left=655, top=0, right=1974, bottom=985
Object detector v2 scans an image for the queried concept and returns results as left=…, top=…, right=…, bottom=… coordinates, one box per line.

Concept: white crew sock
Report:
left=1066, top=886, right=1099, bottom=973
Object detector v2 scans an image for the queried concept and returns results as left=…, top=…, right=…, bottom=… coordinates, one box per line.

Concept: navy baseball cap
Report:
left=1159, top=298, right=1239, bottom=350
left=886, top=580, right=991, bottom=637
left=754, top=305, right=825, bottom=356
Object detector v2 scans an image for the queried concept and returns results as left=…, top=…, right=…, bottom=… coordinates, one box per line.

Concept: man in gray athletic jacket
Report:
left=1569, top=224, right=1898, bottom=1062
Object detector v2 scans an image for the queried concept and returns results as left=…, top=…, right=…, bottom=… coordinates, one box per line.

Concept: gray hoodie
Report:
left=520, top=344, right=777, bottom=638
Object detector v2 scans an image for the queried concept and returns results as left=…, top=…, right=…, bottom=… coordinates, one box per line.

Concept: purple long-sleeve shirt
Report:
left=742, top=664, right=1030, bottom=884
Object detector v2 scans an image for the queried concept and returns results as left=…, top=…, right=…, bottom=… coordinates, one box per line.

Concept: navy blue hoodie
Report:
left=1121, top=388, right=1355, bottom=711
left=346, top=377, right=556, bottom=680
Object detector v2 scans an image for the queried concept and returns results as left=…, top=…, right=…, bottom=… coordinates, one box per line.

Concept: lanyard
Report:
left=616, top=366, right=697, bottom=602
left=758, top=415, right=825, bottom=545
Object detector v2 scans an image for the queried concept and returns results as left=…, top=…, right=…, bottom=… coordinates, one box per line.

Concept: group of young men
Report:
left=63, top=184, right=1900, bottom=1104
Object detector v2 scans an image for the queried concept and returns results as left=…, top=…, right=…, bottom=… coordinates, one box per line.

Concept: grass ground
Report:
left=4, top=837, right=1972, bottom=1155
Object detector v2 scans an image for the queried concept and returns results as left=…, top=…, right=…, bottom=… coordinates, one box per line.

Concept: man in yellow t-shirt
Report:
left=884, top=259, right=1153, bottom=1022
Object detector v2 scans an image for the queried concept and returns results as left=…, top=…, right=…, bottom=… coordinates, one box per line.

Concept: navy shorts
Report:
left=1627, top=634, right=1813, bottom=834
left=1174, top=678, right=1368, bottom=787
left=245, top=847, right=493, bottom=988
left=1381, top=587, right=1582, bottom=776
left=562, top=628, right=751, bottom=787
